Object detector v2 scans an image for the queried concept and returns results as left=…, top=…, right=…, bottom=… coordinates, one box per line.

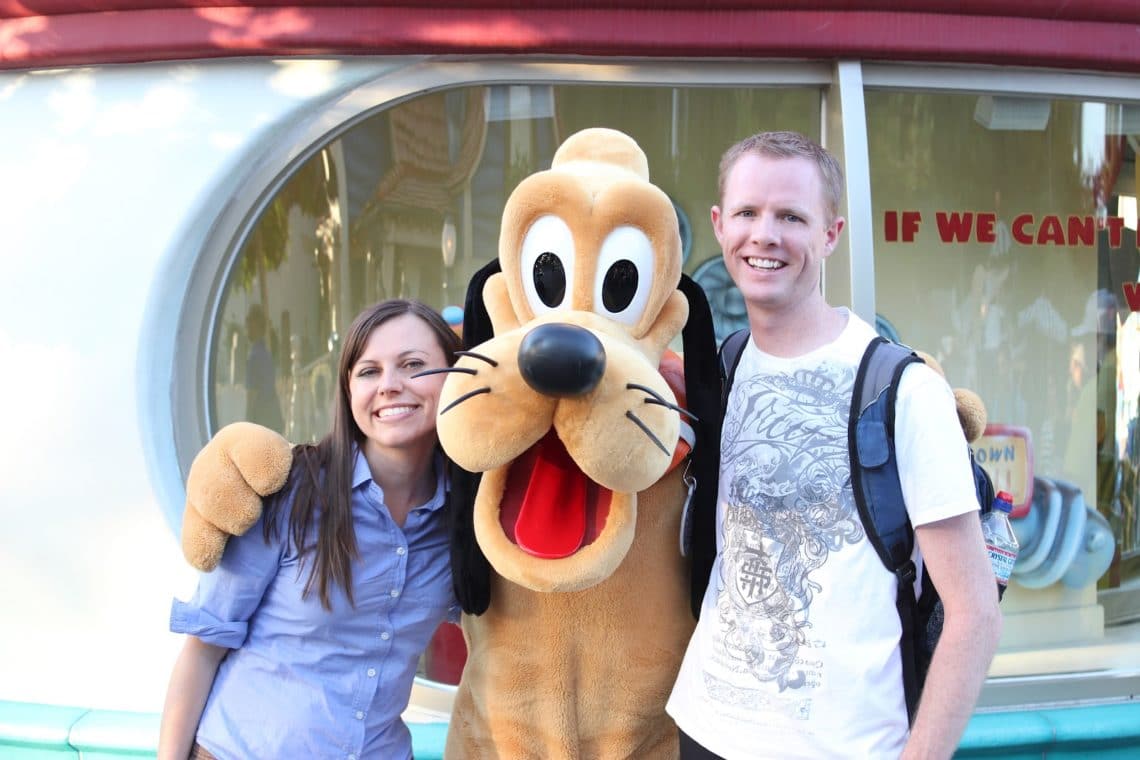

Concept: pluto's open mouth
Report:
left=500, top=430, right=613, bottom=559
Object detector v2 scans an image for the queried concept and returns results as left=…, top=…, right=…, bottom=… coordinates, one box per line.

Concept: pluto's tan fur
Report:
left=438, top=129, right=695, bottom=758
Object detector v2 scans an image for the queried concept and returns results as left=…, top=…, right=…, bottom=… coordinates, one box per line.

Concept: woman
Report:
left=158, top=299, right=463, bottom=760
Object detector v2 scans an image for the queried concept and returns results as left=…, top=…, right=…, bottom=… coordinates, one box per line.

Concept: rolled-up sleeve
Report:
left=895, top=363, right=979, bottom=527
left=170, top=511, right=284, bottom=649
left=446, top=601, right=462, bottom=626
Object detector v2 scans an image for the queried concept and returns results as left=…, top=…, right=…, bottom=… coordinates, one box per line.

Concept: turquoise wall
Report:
left=3, top=699, right=1137, bottom=758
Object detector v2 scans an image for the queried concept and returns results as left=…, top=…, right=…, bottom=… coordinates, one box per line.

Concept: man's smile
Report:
left=746, top=256, right=785, bottom=270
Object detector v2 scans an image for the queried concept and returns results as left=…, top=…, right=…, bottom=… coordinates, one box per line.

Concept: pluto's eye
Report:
left=520, top=215, right=575, bottom=316
left=594, top=226, right=654, bottom=326
left=533, top=252, right=567, bottom=308
left=601, top=259, right=638, bottom=313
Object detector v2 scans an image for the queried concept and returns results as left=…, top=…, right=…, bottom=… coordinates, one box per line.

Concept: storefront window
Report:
left=866, top=91, right=1140, bottom=677
left=207, top=81, right=821, bottom=683
left=209, top=84, right=819, bottom=445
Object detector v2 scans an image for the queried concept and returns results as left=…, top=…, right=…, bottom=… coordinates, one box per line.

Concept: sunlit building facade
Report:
left=2, top=2, right=1138, bottom=756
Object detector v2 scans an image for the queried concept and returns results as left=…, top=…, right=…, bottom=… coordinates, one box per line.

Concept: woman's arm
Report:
left=157, top=636, right=228, bottom=760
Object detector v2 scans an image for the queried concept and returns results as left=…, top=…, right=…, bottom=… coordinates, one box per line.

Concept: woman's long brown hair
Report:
left=264, top=299, right=461, bottom=610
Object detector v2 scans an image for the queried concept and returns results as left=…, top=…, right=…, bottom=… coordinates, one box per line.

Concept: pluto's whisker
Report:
left=412, top=367, right=477, bottom=379
left=625, top=382, right=665, bottom=402
left=456, top=350, right=498, bottom=367
left=625, top=411, right=670, bottom=456
left=441, top=387, right=491, bottom=415
left=643, top=397, right=700, bottom=422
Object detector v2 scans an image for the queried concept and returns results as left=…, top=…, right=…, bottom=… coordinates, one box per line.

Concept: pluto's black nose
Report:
left=518, top=323, right=606, bottom=397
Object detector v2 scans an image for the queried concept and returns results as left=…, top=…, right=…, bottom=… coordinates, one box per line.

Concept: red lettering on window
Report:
left=976, top=213, right=996, bottom=243
left=1012, top=214, right=1034, bottom=245
left=902, top=211, right=921, bottom=242
left=1123, top=282, right=1140, bottom=311
left=880, top=211, right=1129, bottom=248
left=936, top=211, right=973, bottom=243
left=1067, top=216, right=1095, bottom=247
left=1037, top=215, right=1065, bottom=245
left=1105, top=216, right=1125, bottom=248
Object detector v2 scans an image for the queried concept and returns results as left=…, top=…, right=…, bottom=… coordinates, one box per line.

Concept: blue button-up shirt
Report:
left=171, top=449, right=457, bottom=760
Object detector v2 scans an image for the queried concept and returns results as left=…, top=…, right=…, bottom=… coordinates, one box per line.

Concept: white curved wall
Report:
left=0, top=57, right=391, bottom=712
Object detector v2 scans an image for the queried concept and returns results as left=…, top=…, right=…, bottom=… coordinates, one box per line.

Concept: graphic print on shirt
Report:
left=712, top=362, right=861, bottom=717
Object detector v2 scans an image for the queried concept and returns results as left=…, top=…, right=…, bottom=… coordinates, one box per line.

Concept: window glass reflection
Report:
left=866, top=91, right=1140, bottom=669
left=210, top=84, right=820, bottom=444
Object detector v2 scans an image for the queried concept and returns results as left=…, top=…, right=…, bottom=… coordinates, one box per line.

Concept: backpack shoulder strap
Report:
left=849, top=336, right=924, bottom=571
left=718, top=328, right=750, bottom=410
left=848, top=336, right=925, bottom=723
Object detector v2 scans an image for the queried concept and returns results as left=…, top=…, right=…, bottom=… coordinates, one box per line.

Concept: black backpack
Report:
left=717, top=330, right=996, bottom=724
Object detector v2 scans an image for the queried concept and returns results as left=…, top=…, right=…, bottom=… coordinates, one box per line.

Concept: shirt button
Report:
left=367, top=668, right=377, bottom=677
left=355, top=710, right=365, bottom=720
left=396, top=546, right=406, bottom=556
left=381, top=631, right=390, bottom=641
left=390, top=589, right=400, bottom=598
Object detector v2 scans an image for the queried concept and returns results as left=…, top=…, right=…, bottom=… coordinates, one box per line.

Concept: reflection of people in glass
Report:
left=1063, top=289, right=1119, bottom=511
left=1123, top=386, right=1140, bottom=558
left=243, top=303, right=284, bottom=432
left=159, top=300, right=462, bottom=760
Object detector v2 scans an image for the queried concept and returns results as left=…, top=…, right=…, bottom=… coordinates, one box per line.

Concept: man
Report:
left=667, top=132, right=1001, bottom=759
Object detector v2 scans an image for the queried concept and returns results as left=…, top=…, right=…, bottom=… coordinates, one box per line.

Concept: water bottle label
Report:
left=987, top=544, right=1016, bottom=585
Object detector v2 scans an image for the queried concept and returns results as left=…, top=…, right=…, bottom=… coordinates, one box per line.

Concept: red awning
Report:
left=2, top=1, right=1138, bottom=71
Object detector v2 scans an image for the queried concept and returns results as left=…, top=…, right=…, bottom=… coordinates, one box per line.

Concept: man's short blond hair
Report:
left=717, top=131, right=845, bottom=221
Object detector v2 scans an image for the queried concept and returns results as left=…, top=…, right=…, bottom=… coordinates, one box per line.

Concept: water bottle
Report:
left=982, top=491, right=1019, bottom=599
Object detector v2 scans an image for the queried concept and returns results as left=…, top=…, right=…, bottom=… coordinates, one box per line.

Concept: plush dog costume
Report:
left=436, top=128, right=721, bottom=758
left=181, top=128, right=722, bottom=759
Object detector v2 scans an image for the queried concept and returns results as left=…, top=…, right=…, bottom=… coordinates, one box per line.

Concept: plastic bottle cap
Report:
left=994, top=491, right=1014, bottom=512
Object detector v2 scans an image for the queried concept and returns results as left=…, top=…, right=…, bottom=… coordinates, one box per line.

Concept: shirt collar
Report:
left=351, top=445, right=449, bottom=513
left=351, top=445, right=373, bottom=490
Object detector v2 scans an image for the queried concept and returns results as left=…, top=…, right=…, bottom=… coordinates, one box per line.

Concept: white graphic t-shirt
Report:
left=667, top=310, right=978, bottom=759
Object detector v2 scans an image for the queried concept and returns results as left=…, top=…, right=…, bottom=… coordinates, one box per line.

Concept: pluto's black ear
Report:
left=677, top=274, right=721, bottom=620
left=462, top=258, right=501, bottom=350
left=447, top=458, right=489, bottom=615
left=448, top=257, right=501, bottom=615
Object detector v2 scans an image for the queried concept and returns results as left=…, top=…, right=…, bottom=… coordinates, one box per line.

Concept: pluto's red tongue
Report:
left=514, top=431, right=588, bottom=559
